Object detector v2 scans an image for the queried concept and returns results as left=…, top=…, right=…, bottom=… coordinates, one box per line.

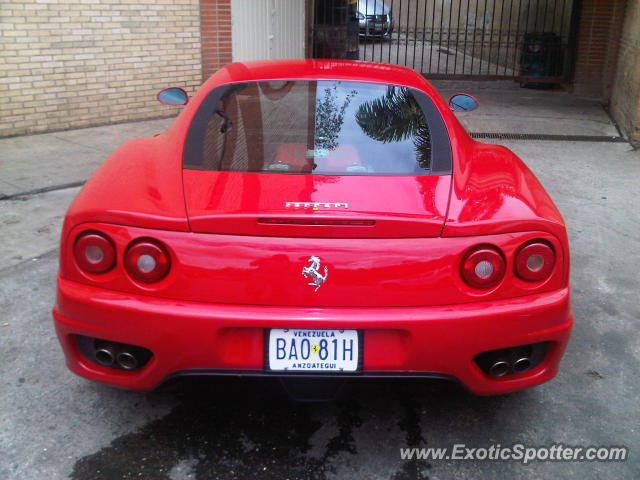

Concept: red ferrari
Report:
left=53, top=60, right=573, bottom=396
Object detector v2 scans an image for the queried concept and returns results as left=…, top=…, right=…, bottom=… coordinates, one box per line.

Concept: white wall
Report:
left=231, top=0, right=306, bottom=62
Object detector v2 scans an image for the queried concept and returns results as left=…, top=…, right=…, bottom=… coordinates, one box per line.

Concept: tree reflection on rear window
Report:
left=196, top=80, right=433, bottom=175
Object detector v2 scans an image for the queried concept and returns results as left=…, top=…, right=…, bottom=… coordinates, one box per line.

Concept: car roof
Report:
left=206, top=59, right=434, bottom=94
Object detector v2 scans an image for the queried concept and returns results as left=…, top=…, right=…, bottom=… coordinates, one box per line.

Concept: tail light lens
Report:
left=461, top=245, right=506, bottom=289
left=74, top=231, right=116, bottom=274
left=124, top=238, right=171, bottom=283
left=514, top=240, right=555, bottom=282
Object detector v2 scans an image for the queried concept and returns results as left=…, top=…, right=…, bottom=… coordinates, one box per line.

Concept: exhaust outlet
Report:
left=474, top=342, right=548, bottom=378
left=512, top=356, right=532, bottom=373
left=488, top=359, right=510, bottom=377
left=95, top=346, right=115, bottom=366
left=78, top=336, right=152, bottom=370
left=116, top=351, right=138, bottom=370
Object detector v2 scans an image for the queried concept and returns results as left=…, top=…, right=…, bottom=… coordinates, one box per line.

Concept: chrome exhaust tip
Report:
left=79, top=336, right=152, bottom=370
left=488, top=359, right=510, bottom=377
left=116, top=351, right=138, bottom=370
left=512, top=356, right=532, bottom=373
left=475, top=342, right=548, bottom=378
left=95, top=347, right=115, bottom=366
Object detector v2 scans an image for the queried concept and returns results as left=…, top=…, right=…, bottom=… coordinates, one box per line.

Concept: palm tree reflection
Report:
left=355, top=86, right=432, bottom=170
left=314, top=85, right=357, bottom=151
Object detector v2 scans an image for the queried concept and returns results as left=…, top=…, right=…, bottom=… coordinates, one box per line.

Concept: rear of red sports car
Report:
left=52, top=60, right=572, bottom=395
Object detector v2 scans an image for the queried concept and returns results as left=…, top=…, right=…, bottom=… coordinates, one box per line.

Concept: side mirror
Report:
left=157, top=87, right=189, bottom=106
left=448, top=93, right=479, bottom=112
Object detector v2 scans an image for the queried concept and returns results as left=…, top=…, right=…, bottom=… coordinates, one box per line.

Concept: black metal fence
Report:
left=313, top=0, right=579, bottom=82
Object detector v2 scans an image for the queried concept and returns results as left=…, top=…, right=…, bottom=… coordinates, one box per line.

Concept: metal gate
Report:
left=313, top=0, right=579, bottom=82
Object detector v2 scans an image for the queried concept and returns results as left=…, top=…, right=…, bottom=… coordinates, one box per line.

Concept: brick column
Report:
left=200, top=0, right=232, bottom=80
left=610, top=0, right=640, bottom=146
left=572, top=0, right=626, bottom=99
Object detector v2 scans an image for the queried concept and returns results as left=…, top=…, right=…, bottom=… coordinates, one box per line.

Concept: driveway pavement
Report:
left=433, top=80, right=621, bottom=137
left=0, top=118, right=172, bottom=199
left=1, top=87, right=638, bottom=479
left=359, top=35, right=517, bottom=76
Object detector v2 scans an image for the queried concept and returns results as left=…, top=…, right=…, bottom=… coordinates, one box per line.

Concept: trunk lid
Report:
left=183, top=170, right=451, bottom=238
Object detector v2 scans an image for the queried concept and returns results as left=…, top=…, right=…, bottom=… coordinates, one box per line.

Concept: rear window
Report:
left=184, top=80, right=451, bottom=175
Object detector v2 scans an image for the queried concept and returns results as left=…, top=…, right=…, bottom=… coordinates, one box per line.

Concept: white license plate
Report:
left=267, top=329, right=359, bottom=372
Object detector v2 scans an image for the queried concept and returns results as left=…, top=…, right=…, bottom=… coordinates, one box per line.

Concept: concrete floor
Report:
left=0, top=86, right=639, bottom=479
left=0, top=118, right=172, bottom=199
left=434, top=81, right=621, bottom=137
left=359, top=35, right=517, bottom=76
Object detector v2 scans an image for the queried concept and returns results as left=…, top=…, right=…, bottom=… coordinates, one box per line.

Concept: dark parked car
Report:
left=357, top=0, right=393, bottom=37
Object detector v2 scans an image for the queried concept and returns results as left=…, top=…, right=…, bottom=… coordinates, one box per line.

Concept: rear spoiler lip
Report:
left=188, top=212, right=445, bottom=238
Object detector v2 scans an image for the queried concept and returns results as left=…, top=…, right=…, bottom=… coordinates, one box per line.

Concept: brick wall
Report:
left=610, top=0, right=640, bottom=146
left=0, top=0, right=202, bottom=138
left=572, top=0, right=626, bottom=99
left=199, top=0, right=231, bottom=80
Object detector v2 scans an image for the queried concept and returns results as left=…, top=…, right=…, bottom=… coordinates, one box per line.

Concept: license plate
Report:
left=267, top=329, right=359, bottom=372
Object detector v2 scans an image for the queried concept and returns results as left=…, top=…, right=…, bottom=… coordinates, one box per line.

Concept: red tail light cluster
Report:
left=74, top=231, right=116, bottom=274
left=460, top=245, right=506, bottom=289
left=461, top=239, right=556, bottom=289
left=124, top=238, right=171, bottom=283
left=514, top=240, right=555, bottom=282
left=74, top=232, right=171, bottom=284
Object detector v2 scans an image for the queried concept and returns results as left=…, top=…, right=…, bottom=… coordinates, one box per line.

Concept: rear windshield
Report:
left=185, top=80, right=438, bottom=175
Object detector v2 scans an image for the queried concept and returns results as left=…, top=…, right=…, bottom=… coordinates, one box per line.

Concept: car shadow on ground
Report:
left=70, top=376, right=517, bottom=480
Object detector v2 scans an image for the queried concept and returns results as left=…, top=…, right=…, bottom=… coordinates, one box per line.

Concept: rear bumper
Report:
left=359, top=28, right=393, bottom=37
left=359, top=21, right=393, bottom=37
left=53, top=277, right=572, bottom=395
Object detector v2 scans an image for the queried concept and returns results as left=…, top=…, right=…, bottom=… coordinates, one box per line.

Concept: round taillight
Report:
left=514, top=240, right=555, bottom=282
left=460, top=245, right=506, bottom=289
left=74, top=231, right=116, bottom=274
left=124, top=238, right=171, bottom=284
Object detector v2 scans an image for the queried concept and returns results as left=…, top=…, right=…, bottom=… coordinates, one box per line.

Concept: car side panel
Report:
left=62, top=135, right=188, bottom=233
left=444, top=141, right=566, bottom=238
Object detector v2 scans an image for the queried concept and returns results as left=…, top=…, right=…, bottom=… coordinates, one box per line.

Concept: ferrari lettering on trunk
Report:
left=286, top=202, right=348, bottom=210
